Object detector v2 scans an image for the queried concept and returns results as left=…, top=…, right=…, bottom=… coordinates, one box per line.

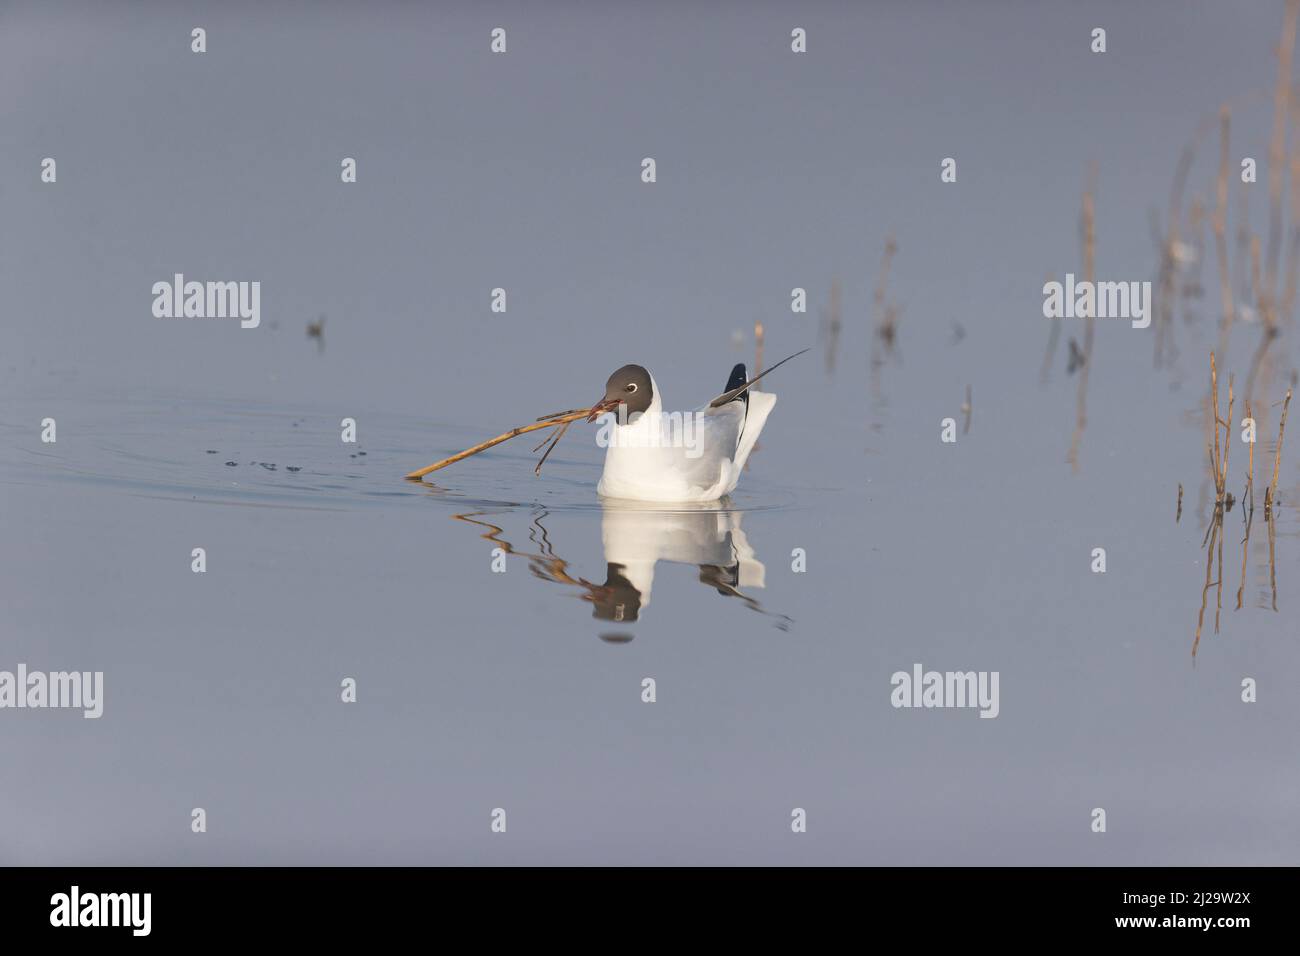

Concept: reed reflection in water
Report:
left=1191, top=353, right=1291, bottom=658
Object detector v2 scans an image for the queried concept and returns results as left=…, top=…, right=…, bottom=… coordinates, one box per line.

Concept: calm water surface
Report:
left=2, top=0, right=1297, bottom=864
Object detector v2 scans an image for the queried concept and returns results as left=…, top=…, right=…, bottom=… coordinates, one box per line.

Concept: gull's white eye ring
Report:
left=626, top=383, right=638, bottom=392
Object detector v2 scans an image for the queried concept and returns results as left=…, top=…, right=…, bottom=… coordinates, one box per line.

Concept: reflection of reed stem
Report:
left=1236, top=501, right=1252, bottom=611
left=1271, top=388, right=1292, bottom=505
left=1194, top=515, right=1221, bottom=658
left=1235, top=418, right=1257, bottom=613
left=454, top=511, right=591, bottom=591
left=1267, top=487, right=1279, bottom=611
left=1203, top=446, right=1220, bottom=545
left=1216, top=503, right=1226, bottom=632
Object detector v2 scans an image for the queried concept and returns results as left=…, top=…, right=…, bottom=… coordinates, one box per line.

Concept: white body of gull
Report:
left=586, top=352, right=804, bottom=503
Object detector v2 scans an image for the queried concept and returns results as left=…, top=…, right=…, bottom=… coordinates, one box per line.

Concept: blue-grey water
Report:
left=1, top=0, right=1297, bottom=864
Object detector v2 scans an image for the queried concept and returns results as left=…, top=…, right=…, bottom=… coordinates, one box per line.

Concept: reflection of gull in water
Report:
left=597, top=500, right=769, bottom=622
left=453, top=500, right=790, bottom=632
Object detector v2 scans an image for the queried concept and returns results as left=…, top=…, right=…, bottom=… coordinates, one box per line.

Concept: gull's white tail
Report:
left=732, top=390, right=776, bottom=473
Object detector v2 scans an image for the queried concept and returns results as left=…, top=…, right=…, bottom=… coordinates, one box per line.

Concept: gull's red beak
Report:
left=587, top=398, right=620, bottom=423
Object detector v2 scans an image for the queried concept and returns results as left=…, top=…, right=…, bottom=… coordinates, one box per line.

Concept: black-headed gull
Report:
left=585, top=349, right=807, bottom=502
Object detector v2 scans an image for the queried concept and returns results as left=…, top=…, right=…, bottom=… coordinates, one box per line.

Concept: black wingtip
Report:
left=724, top=363, right=748, bottom=404
left=708, top=347, right=810, bottom=408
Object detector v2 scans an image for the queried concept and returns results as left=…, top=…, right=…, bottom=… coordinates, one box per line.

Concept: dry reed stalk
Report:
left=1068, top=167, right=1097, bottom=470
left=1285, top=89, right=1300, bottom=321
left=1155, top=106, right=1230, bottom=365
left=1223, top=374, right=1235, bottom=496
left=1237, top=176, right=1251, bottom=305
left=872, top=236, right=896, bottom=336
left=1040, top=271, right=1061, bottom=383
left=1210, top=353, right=1223, bottom=495
left=1245, top=1, right=1300, bottom=403
left=1251, top=233, right=1263, bottom=303
left=867, top=237, right=899, bottom=409
left=1244, top=236, right=1279, bottom=403
left=1244, top=324, right=1280, bottom=406
left=1156, top=82, right=1300, bottom=365
left=404, top=409, right=591, bottom=480
left=1205, top=444, right=1221, bottom=518
left=1246, top=399, right=1256, bottom=510
left=1188, top=198, right=1207, bottom=284
left=1157, top=139, right=1199, bottom=367
left=1265, top=0, right=1300, bottom=305
left=870, top=236, right=898, bottom=377
left=1213, top=107, right=1236, bottom=357
left=534, top=408, right=588, bottom=422
left=533, top=419, right=573, bottom=475
left=824, top=278, right=842, bottom=373
left=1271, top=388, right=1293, bottom=504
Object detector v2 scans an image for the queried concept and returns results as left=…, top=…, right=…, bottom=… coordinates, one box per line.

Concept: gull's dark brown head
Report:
left=587, top=364, right=653, bottom=422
